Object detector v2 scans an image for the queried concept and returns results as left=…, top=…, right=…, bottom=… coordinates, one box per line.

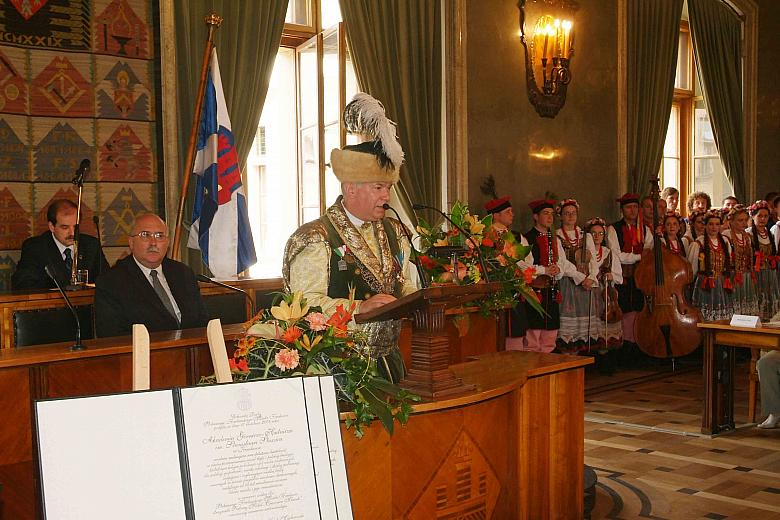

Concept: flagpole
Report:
left=171, top=12, right=223, bottom=261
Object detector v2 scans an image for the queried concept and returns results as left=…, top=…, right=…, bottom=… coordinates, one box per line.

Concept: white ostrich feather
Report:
left=343, top=92, right=405, bottom=169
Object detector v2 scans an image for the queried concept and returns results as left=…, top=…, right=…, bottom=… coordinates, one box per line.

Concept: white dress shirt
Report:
left=133, top=258, right=182, bottom=322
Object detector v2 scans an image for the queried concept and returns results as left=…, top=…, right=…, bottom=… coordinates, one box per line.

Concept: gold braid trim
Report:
left=325, top=198, right=399, bottom=294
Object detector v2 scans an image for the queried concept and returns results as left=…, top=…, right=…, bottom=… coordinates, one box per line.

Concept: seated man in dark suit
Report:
left=95, top=213, right=208, bottom=337
left=12, top=199, right=109, bottom=290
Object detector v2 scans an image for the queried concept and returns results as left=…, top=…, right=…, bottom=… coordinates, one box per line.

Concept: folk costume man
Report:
left=484, top=195, right=529, bottom=349
left=607, top=193, right=653, bottom=362
left=283, top=93, right=416, bottom=383
left=521, top=199, right=579, bottom=353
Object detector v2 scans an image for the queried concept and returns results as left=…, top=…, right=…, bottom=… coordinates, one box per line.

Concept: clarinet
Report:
left=547, top=228, right=558, bottom=298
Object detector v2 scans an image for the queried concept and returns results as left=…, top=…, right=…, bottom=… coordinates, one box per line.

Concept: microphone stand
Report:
left=93, top=215, right=102, bottom=278
left=196, top=274, right=257, bottom=317
left=68, top=159, right=90, bottom=291
left=382, top=203, right=428, bottom=288
left=45, top=264, right=85, bottom=351
left=412, top=203, right=491, bottom=282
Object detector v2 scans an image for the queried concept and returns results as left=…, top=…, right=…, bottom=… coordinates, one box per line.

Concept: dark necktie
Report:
left=63, top=248, right=72, bottom=273
left=150, top=269, right=180, bottom=326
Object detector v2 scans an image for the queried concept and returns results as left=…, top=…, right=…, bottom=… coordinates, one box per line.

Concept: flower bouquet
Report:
left=202, top=291, right=419, bottom=438
left=416, top=201, right=544, bottom=315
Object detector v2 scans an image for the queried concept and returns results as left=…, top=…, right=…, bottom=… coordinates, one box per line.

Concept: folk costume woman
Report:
left=687, top=210, right=734, bottom=321
left=722, top=205, right=759, bottom=316
left=585, top=217, right=623, bottom=373
left=555, top=199, right=598, bottom=352
left=684, top=209, right=706, bottom=245
left=661, top=211, right=689, bottom=258
left=746, top=200, right=780, bottom=320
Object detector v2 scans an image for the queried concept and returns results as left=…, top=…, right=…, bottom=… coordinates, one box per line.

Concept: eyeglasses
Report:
left=590, top=231, right=605, bottom=237
left=131, top=231, right=168, bottom=241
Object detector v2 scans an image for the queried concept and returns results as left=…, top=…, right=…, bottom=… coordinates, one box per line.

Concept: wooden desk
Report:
left=0, top=278, right=283, bottom=349
left=0, top=328, right=589, bottom=520
left=698, top=321, right=780, bottom=435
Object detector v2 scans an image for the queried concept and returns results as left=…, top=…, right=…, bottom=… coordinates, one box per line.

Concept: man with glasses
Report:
left=95, top=213, right=208, bottom=337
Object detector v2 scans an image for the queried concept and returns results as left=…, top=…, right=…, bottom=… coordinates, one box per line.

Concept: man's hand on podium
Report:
left=360, top=294, right=397, bottom=313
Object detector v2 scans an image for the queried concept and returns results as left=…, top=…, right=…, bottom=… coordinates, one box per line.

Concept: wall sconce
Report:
left=517, top=0, right=578, bottom=118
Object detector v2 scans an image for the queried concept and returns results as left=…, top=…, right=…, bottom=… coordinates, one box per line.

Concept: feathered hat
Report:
left=480, top=175, right=511, bottom=214
left=331, top=93, right=404, bottom=184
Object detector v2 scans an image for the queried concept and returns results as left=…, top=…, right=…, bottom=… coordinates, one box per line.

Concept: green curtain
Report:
left=627, top=0, right=684, bottom=195
left=688, top=0, right=745, bottom=202
left=173, top=0, right=288, bottom=267
left=340, top=0, right=442, bottom=224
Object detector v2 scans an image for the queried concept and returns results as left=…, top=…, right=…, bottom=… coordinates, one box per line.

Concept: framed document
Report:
left=35, top=376, right=353, bottom=520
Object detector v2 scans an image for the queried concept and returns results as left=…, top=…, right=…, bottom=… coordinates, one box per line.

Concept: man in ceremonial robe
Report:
left=607, top=193, right=653, bottom=361
left=283, top=94, right=416, bottom=383
left=12, top=199, right=109, bottom=290
left=95, top=214, right=208, bottom=337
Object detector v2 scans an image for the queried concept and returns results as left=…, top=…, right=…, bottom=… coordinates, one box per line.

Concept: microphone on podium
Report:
left=411, top=202, right=491, bottom=283
left=196, top=275, right=256, bottom=316
left=45, top=264, right=85, bottom=351
left=382, top=203, right=428, bottom=288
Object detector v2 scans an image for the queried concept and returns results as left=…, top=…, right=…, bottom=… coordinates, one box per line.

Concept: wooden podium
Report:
left=355, top=283, right=503, bottom=398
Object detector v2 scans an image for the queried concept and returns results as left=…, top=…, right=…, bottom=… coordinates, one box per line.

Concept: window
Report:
left=659, top=21, right=733, bottom=213
left=246, top=0, right=357, bottom=277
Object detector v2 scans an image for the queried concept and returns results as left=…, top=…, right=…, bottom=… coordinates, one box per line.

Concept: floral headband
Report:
left=726, top=204, right=748, bottom=220
left=749, top=200, right=770, bottom=216
left=663, top=210, right=682, bottom=222
left=583, top=217, right=606, bottom=232
left=556, top=198, right=579, bottom=215
left=689, top=209, right=706, bottom=222
left=703, top=208, right=723, bottom=223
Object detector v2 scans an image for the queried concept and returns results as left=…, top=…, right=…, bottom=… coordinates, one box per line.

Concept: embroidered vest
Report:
left=612, top=219, right=644, bottom=255
left=559, top=227, right=589, bottom=275
left=322, top=217, right=403, bottom=301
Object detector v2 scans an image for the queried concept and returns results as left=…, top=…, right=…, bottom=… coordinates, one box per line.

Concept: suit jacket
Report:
left=12, top=232, right=109, bottom=290
left=94, top=256, right=209, bottom=338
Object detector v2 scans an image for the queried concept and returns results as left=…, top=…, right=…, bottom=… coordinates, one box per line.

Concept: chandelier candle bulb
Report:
left=517, top=0, right=578, bottom=117
left=562, top=20, right=572, bottom=54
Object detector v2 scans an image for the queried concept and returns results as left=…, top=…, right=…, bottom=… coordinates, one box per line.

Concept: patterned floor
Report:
left=584, top=362, right=780, bottom=520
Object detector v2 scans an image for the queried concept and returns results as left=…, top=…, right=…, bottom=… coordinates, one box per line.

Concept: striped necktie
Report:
left=150, top=269, right=180, bottom=326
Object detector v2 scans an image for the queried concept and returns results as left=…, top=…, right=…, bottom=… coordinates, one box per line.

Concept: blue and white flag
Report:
left=188, top=47, right=256, bottom=278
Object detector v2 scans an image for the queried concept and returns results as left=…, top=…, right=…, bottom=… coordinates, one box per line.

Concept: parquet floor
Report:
left=584, top=361, right=780, bottom=520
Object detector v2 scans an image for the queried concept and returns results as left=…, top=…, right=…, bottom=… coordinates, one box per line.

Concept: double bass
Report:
left=633, top=178, right=701, bottom=358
